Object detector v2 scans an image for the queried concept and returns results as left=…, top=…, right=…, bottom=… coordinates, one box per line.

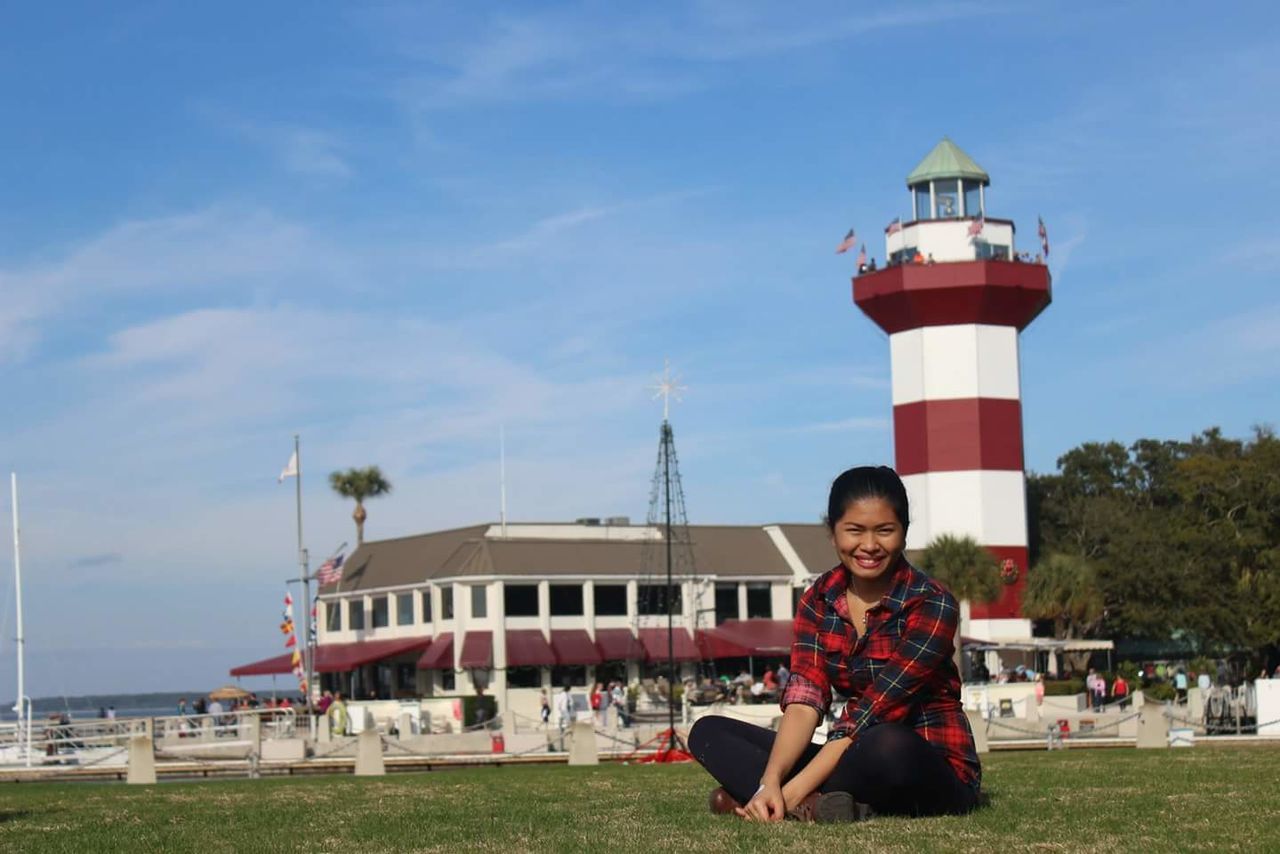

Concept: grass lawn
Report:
left=3, top=745, right=1280, bottom=852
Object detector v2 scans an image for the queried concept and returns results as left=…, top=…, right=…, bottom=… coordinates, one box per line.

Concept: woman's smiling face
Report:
left=829, top=496, right=906, bottom=584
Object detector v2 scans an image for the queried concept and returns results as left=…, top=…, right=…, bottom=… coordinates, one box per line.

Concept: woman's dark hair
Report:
left=825, top=466, right=910, bottom=532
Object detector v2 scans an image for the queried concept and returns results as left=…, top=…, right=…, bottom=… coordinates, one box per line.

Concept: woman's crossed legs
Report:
left=687, top=715, right=976, bottom=817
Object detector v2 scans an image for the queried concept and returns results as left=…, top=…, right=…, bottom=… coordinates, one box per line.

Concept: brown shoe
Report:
left=786, top=791, right=820, bottom=821
left=708, top=787, right=742, bottom=815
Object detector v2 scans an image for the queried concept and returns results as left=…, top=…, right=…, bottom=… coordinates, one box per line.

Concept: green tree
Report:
left=329, top=466, right=392, bottom=545
left=1022, top=553, right=1105, bottom=640
left=918, top=534, right=1002, bottom=606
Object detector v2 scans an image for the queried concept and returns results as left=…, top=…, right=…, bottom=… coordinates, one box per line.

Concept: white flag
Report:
left=278, top=450, right=298, bottom=483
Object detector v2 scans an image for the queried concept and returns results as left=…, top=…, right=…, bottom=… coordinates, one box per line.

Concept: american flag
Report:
left=856, top=245, right=867, bottom=268
left=1038, top=216, right=1050, bottom=257
left=885, top=217, right=902, bottom=235
left=316, top=553, right=345, bottom=586
left=967, top=214, right=985, bottom=237
left=834, top=228, right=856, bottom=254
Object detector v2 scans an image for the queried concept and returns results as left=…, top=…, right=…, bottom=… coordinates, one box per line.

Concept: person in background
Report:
left=317, top=690, right=334, bottom=716
left=762, top=667, right=779, bottom=695
left=776, top=661, right=791, bottom=690
left=1112, top=673, right=1129, bottom=709
left=177, top=697, right=187, bottom=717
left=106, top=706, right=116, bottom=720
left=610, top=682, right=629, bottom=728
left=591, top=682, right=607, bottom=728
left=1197, top=670, right=1212, bottom=694
left=329, top=692, right=349, bottom=736
left=539, top=689, right=551, bottom=728
left=554, top=685, right=572, bottom=736
left=1174, top=669, right=1189, bottom=705
left=1034, top=673, right=1045, bottom=706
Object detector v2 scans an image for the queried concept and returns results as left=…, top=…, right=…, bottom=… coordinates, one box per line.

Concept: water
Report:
left=1, top=692, right=219, bottom=721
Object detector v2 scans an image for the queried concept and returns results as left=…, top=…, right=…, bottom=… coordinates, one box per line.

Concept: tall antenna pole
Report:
left=663, top=423, right=675, bottom=750
left=499, top=425, right=508, bottom=538
left=294, top=434, right=313, bottom=705
left=11, top=474, right=30, bottom=766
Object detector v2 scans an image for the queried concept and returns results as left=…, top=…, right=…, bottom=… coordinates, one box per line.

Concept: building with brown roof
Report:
left=232, top=518, right=835, bottom=721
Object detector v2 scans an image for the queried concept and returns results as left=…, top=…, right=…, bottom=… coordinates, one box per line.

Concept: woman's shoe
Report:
left=786, top=791, right=821, bottom=821
left=812, top=791, right=875, bottom=823
left=708, top=787, right=742, bottom=815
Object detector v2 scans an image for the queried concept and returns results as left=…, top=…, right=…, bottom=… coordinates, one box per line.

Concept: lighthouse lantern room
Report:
left=853, top=138, right=1051, bottom=642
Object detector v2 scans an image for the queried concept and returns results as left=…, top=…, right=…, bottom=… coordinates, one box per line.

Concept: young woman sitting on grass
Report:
left=688, top=466, right=981, bottom=823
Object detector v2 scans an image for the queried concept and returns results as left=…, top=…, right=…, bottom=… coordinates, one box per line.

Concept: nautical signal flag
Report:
left=885, top=217, right=902, bottom=235
left=284, top=634, right=297, bottom=648
left=316, top=553, right=346, bottom=586
left=967, top=214, right=985, bottom=237
left=278, top=450, right=299, bottom=483
left=835, top=228, right=856, bottom=254
left=1038, top=216, right=1050, bottom=257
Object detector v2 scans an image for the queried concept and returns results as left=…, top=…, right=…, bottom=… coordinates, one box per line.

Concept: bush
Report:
left=1043, top=678, right=1085, bottom=696
left=1144, top=682, right=1177, bottom=702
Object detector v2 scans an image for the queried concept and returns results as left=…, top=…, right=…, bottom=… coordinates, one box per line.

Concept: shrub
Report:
left=1042, top=678, right=1085, bottom=696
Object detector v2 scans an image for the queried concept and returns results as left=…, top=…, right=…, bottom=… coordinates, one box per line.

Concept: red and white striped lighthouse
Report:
left=853, top=138, right=1051, bottom=639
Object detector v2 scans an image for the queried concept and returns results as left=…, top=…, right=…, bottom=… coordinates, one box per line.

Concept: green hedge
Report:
left=1042, top=678, right=1085, bottom=696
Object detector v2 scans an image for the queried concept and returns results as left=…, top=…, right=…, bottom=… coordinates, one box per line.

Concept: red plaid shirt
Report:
left=781, top=560, right=981, bottom=790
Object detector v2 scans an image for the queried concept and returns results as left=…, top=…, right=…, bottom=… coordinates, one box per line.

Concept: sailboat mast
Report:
left=11, top=473, right=29, bottom=766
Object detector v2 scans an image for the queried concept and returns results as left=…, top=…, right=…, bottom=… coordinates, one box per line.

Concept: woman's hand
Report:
left=736, top=781, right=787, bottom=822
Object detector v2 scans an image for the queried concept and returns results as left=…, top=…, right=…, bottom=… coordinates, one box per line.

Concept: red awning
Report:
left=506, top=629, right=556, bottom=667
left=459, top=631, right=493, bottom=669
left=231, top=636, right=432, bottom=677
left=594, top=628, right=644, bottom=661
left=550, top=629, right=603, bottom=665
left=418, top=633, right=454, bottom=670
left=713, top=619, right=793, bottom=657
left=637, top=627, right=701, bottom=662
left=697, top=627, right=753, bottom=660
left=312, top=636, right=433, bottom=673
left=230, top=652, right=295, bottom=677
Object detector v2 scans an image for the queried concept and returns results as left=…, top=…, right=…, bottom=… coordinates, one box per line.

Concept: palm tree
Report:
left=329, top=466, right=392, bottom=545
left=1022, top=552, right=1106, bottom=674
left=918, top=534, right=1002, bottom=679
left=918, top=534, right=1002, bottom=606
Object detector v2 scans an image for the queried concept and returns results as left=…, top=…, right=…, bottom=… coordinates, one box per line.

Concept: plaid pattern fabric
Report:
left=781, top=560, right=981, bottom=790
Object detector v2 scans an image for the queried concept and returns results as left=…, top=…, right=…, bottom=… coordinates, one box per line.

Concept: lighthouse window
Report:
left=913, top=185, right=931, bottom=220
left=326, top=600, right=342, bottom=632
left=934, top=182, right=959, bottom=218
left=348, top=599, right=365, bottom=631
left=963, top=180, right=983, bottom=217
left=638, top=583, right=682, bottom=616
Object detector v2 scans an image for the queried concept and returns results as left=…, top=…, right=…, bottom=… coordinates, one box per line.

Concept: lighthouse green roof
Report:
left=906, top=138, right=989, bottom=187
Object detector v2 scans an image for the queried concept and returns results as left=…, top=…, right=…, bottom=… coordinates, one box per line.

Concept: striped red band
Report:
left=894, top=398, right=1024, bottom=475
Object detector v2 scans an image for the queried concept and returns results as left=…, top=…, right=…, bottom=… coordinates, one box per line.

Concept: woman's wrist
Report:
left=759, top=771, right=783, bottom=788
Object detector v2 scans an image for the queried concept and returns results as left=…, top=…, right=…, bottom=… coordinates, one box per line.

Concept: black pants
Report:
left=688, top=716, right=977, bottom=817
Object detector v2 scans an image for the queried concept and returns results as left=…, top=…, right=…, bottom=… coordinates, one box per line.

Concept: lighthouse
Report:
left=853, top=138, right=1051, bottom=640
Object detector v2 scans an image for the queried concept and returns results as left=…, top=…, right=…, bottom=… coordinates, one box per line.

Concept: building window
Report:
left=975, top=240, right=1010, bottom=261
left=441, top=669, right=455, bottom=692
left=746, top=583, right=772, bottom=619
left=963, top=180, right=982, bottom=217
left=371, top=596, right=390, bottom=628
left=594, top=584, right=627, bottom=617
left=325, top=600, right=342, bottom=632
left=348, top=599, right=365, bottom=631
left=396, top=663, right=416, bottom=694
left=714, top=583, right=739, bottom=625
left=471, top=585, right=487, bottom=619
left=549, top=584, right=584, bottom=616
left=552, top=665, right=586, bottom=687
left=504, top=584, right=539, bottom=617
left=422, top=589, right=433, bottom=622
left=397, top=593, right=414, bottom=626
left=637, top=583, right=682, bottom=616
left=507, top=666, right=543, bottom=688
left=441, top=587, right=454, bottom=620
left=792, top=585, right=807, bottom=619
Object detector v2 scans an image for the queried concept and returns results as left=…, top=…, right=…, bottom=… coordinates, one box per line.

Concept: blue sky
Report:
left=2, top=2, right=1278, bottom=697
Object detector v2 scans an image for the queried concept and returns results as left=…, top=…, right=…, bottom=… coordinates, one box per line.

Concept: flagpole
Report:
left=11, top=474, right=30, bottom=767
left=294, top=434, right=313, bottom=707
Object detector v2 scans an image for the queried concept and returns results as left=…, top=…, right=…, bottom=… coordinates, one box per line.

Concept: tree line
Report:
left=924, top=426, right=1279, bottom=661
